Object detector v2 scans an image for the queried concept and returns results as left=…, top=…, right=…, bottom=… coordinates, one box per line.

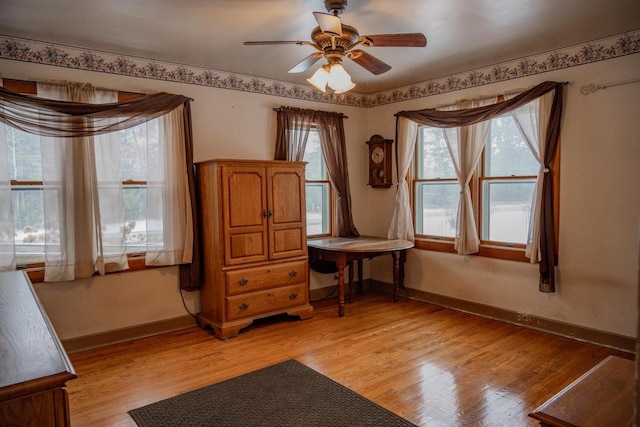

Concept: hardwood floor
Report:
left=66, top=291, right=632, bottom=426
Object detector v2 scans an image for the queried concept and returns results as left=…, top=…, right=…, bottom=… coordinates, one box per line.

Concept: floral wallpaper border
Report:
left=1, top=30, right=639, bottom=108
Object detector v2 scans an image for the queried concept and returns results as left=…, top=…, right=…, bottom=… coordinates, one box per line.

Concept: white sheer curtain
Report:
left=506, top=90, right=555, bottom=262
left=38, top=82, right=119, bottom=280
left=145, top=105, right=193, bottom=266
left=388, top=117, right=418, bottom=241
left=441, top=98, right=496, bottom=254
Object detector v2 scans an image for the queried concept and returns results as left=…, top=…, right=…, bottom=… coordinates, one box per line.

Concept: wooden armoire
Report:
left=195, top=159, right=313, bottom=339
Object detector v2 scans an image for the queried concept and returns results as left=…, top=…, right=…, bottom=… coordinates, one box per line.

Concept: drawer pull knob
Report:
left=288, top=270, right=298, bottom=277
left=239, top=303, right=249, bottom=311
left=289, top=293, right=298, bottom=300
left=238, top=278, right=248, bottom=286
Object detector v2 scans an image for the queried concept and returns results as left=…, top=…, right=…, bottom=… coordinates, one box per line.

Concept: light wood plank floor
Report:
left=67, top=291, right=632, bottom=426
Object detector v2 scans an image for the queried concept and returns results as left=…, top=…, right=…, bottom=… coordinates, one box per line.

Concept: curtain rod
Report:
left=580, top=78, right=640, bottom=95
left=272, top=107, right=348, bottom=119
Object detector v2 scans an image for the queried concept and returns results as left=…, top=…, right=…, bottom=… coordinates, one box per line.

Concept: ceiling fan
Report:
left=243, top=0, right=427, bottom=93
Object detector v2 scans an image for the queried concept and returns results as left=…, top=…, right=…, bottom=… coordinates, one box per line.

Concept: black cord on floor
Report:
left=180, top=288, right=198, bottom=319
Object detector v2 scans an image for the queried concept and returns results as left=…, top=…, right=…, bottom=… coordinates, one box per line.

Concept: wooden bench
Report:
left=529, top=355, right=635, bottom=426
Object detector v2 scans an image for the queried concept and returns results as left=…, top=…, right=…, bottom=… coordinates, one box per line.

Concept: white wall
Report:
left=0, top=59, right=369, bottom=340
left=365, top=54, right=640, bottom=338
left=1, top=53, right=638, bottom=341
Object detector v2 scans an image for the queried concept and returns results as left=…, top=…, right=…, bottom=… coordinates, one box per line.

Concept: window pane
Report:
left=417, top=127, right=455, bottom=179
left=303, top=129, right=330, bottom=236
left=12, top=186, right=45, bottom=262
left=5, top=126, right=42, bottom=181
left=482, top=180, right=535, bottom=244
left=123, top=186, right=158, bottom=251
left=117, top=120, right=161, bottom=253
left=119, top=123, right=154, bottom=181
left=304, top=131, right=324, bottom=180
left=486, top=116, right=538, bottom=176
left=305, top=183, right=329, bottom=235
left=415, top=182, right=459, bottom=237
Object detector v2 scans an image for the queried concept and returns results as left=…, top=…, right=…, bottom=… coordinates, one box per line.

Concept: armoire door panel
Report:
left=227, top=232, right=267, bottom=264
left=269, top=168, right=305, bottom=225
left=268, top=167, right=307, bottom=260
left=271, top=228, right=305, bottom=258
left=224, top=168, right=266, bottom=228
left=222, top=165, right=269, bottom=264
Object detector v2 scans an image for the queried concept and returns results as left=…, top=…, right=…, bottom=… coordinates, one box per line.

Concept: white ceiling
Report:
left=1, top=0, right=639, bottom=94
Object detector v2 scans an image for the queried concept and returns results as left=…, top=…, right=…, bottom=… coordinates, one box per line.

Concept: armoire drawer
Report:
left=226, top=283, right=307, bottom=320
left=225, top=260, right=308, bottom=295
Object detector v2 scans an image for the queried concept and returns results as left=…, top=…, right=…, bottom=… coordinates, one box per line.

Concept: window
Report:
left=414, top=113, right=559, bottom=261
left=1, top=79, right=192, bottom=282
left=103, top=121, right=162, bottom=255
left=480, top=115, right=538, bottom=245
left=303, top=129, right=332, bottom=237
left=414, top=127, right=458, bottom=238
left=2, top=82, right=158, bottom=264
left=5, top=126, right=44, bottom=264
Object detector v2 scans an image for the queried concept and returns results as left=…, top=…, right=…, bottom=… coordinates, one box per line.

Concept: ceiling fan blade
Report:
left=348, top=50, right=392, bottom=75
left=363, top=33, right=427, bottom=47
left=313, top=12, right=342, bottom=36
left=288, top=53, right=323, bottom=73
left=243, top=41, right=309, bottom=46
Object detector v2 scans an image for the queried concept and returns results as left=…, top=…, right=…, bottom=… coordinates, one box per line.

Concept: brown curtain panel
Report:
left=0, top=86, right=201, bottom=290
left=396, top=81, right=565, bottom=292
left=274, top=107, right=316, bottom=161
left=274, top=107, right=359, bottom=237
left=315, top=111, right=359, bottom=237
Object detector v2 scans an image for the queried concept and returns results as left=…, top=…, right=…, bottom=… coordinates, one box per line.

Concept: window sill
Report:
left=414, top=238, right=530, bottom=262
left=19, top=254, right=156, bottom=284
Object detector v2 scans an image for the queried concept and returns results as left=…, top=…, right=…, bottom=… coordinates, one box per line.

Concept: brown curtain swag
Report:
left=0, top=86, right=192, bottom=138
left=395, top=81, right=566, bottom=127
left=395, top=81, right=566, bottom=292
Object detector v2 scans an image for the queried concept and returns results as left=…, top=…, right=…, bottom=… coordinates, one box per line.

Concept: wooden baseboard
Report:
left=368, top=279, right=636, bottom=353
left=62, top=315, right=197, bottom=354
left=63, top=284, right=635, bottom=354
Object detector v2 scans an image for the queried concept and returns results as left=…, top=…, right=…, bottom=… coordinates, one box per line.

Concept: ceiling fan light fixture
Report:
left=307, top=66, right=331, bottom=92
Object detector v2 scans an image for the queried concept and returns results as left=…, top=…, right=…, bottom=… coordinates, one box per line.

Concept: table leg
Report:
left=347, top=261, right=354, bottom=303
left=336, top=254, right=346, bottom=317
left=399, top=250, right=406, bottom=289
left=392, top=251, right=400, bottom=302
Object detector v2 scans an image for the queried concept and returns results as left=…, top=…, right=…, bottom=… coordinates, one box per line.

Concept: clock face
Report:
left=371, top=146, right=384, bottom=164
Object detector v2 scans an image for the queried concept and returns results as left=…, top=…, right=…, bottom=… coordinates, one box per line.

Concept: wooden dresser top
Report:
left=0, top=271, right=76, bottom=399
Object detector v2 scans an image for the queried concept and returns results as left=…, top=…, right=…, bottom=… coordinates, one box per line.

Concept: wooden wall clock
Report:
left=366, top=134, right=393, bottom=188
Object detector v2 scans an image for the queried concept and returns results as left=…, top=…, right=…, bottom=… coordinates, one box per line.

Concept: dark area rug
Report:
left=128, top=359, right=416, bottom=426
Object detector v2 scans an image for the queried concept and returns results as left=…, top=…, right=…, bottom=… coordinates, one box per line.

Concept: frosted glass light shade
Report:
left=327, top=63, right=354, bottom=93
left=332, top=80, right=355, bottom=94
left=307, top=67, right=330, bottom=92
